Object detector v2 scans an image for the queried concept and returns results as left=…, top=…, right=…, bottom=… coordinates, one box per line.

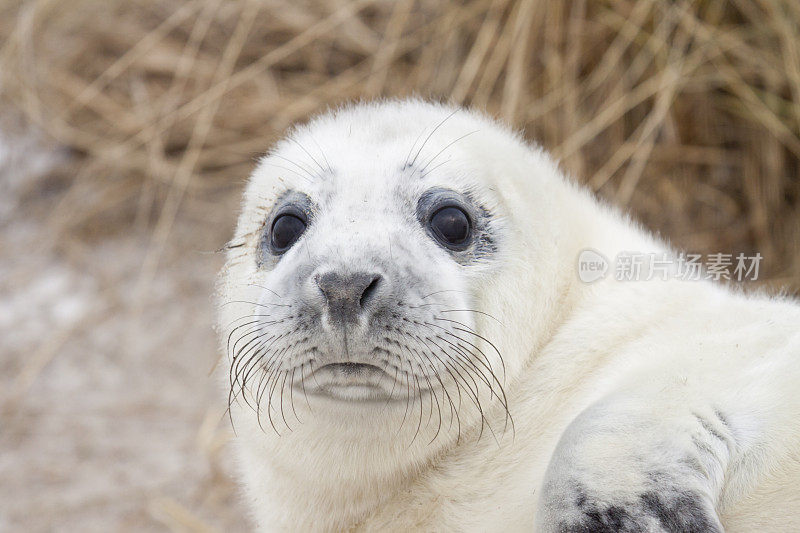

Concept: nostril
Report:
left=359, top=275, right=381, bottom=308
left=315, top=271, right=383, bottom=322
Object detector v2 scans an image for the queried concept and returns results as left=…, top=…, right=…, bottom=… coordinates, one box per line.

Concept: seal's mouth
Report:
left=321, top=362, right=384, bottom=375
left=301, top=361, right=400, bottom=401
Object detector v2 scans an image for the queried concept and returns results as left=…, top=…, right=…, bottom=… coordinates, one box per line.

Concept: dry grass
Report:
left=1, top=0, right=799, bottom=289
left=1, top=0, right=799, bottom=530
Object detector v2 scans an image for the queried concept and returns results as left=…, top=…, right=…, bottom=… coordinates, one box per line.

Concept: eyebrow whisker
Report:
left=409, top=109, right=459, bottom=168
left=419, top=130, right=479, bottom=176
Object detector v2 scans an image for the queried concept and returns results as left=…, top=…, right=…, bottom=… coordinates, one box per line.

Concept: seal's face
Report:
left=252, top=184, right=492, bottom=402
left=220, top=102, right=520, bottom=434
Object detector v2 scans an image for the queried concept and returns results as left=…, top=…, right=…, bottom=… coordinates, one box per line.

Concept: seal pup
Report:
left=216, top=100, right=800, bottom=531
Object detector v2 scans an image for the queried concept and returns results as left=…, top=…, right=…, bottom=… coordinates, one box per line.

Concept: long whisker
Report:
left=272, top=154, right=317, bottom=181
left=419, top=157, right=452, bottom=180
left=408, top=373, right=424, bottom=448
left=418, top=130, right=479, bottom=175
left=404, top=333, right=461, bottom=440
left=426, top=321, right=505, bottom=390
left=438, top=308, right=504, bottom=326
left=409, top=109, right=459, bottom=167
left=419, top=333, right=495, bottom=443
left=233, top=335, right=276, bottom=410
left=408, top=345, right=453, bottom=444
left=222, top=299, right=293, bottom=309
left=420, top=289, right=468, bottom=300
left=405, top=347, right=442, bottom=444
left=262, top=162, right=313, bottom=183
left=244, top=283, right=284, bottom=299
left=403, top=330, right=479, bottom=443
left=289, top=137, right=327, bottom=175
left=289, top=365, right=301, bottom=424
left=309, top=135, right=334, bottom=174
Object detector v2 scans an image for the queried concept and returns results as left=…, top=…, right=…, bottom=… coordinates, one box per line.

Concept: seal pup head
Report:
left=218, top=100, right=574, bottom=444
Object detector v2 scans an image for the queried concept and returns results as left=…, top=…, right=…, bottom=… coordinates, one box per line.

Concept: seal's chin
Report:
left=303, top=362, right=400, bottom=402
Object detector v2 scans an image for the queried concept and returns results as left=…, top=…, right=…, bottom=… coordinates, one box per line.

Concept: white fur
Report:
left=217, top=100, right=800, bottom=532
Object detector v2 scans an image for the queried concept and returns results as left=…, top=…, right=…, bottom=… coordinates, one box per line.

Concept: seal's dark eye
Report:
left=271, top=214, right=306, bottom=252
left=429, top=206, right=471, bottom=248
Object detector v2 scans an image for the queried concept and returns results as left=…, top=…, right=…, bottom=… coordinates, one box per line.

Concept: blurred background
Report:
left=1, top=0, right=798, bottom=530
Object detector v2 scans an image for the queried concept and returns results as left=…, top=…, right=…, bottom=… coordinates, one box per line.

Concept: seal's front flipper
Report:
left=535, top=396, right=732, bottom=532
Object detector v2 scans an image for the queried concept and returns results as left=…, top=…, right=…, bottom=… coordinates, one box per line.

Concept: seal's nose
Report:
left=315, top=271, right=383, bottom=324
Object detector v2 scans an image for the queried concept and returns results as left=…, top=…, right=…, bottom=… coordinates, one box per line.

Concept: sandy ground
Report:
left=0, top=131, right=251, bottom=531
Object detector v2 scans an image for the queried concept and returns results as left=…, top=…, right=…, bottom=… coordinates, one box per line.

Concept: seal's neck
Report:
left=235, top=401, right=473, bottom=530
